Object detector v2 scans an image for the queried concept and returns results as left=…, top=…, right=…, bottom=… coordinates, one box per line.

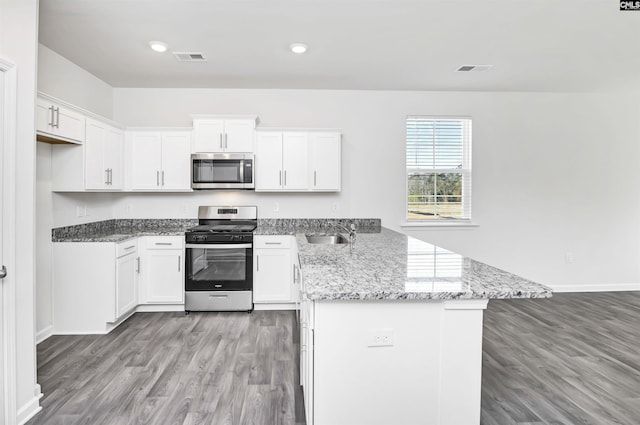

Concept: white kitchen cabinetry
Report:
left=84, top=118, right=124, bottom=190
left=308, top=132, right=341, bottom=191
left=192, top=116, right=257, bottom=153
left=116, top=240, right=139, bottom=319
left=138, top=236, right=184, bottom=304
left=255, top=130, right=341, bottom=192
left=36, top=95, right=86, bottom=144
left=253, top=235, right=298, bottom=306
left=300, top=298, right=315, bottom=425
left=52, top=240, right=139, bottom=334
left=127, top=130, right=192, bottom=191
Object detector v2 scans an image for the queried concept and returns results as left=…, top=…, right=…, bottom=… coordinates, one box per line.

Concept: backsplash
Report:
left=257, top=218, right=381, bottom=233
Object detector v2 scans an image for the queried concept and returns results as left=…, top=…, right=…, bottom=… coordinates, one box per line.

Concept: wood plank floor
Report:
left=482, top=292, right=640, bottom=425
left=27, top=311, right=305, bottom=425
left=28, top=292, right=640, bottom=425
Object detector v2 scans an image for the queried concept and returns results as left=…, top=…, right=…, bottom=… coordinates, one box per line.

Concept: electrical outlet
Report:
left=368, top=328, right=394, bottom=347
left=565, top=252, right=574, bottom=264
left=76, top=206, right=83, bottom=217
left=125, top=204, right=133, bottom=214
left=332, top=202, right=339, bottom=212
left=273, top=202, right=279, bottom=212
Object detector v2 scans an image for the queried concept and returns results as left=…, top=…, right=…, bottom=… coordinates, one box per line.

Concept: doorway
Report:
left=0, top=56, right=18, bottom=425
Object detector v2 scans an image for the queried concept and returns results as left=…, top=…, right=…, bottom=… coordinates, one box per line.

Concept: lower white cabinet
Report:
left=253, top=235, right=298, bottom=304
left=138, top=236, right=185, bottom=304
left=52, top=240, right=140, bottom=334
left=116, top=241, right=139, bottom=318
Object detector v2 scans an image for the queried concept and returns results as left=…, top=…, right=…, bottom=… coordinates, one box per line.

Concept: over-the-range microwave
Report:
left=191, top=153, right=254, bottom=190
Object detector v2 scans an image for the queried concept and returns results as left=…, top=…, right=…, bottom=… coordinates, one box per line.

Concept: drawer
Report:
left=254, top=235, right=292, bottom=249
left=145, top=236, right=184, bottom=250
left=116, top=239, right=138, bottom=257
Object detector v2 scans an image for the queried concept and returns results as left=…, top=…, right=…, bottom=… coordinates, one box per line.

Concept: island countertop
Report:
left=292, top=227, right=552, bottom=301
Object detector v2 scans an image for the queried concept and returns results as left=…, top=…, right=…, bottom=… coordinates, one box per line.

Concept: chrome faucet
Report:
left=337, top=222, right=357, bottom=252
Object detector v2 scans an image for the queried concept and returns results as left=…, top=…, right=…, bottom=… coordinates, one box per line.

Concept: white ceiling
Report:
left=38, top=0, right=640, bottom=92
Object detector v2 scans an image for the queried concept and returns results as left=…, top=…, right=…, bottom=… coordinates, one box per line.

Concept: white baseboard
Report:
left=35, top=325, right=53, bottom=344
left=17, top=392, right=42, bottom=425
left=551, top=283, right=640, bottom=293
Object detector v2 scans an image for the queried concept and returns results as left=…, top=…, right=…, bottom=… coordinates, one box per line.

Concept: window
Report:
left=406, top=116, right=472, bottom=221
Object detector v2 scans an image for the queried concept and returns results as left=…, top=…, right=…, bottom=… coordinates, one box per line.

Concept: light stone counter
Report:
left=295, top=227, right=552, bottom=301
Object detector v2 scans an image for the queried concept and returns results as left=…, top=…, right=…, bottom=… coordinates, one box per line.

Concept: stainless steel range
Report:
left=184, top=206, right=257, bottom=313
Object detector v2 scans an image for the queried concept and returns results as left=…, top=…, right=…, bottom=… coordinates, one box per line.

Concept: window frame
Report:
left=405, top=115, right=473, bottom=225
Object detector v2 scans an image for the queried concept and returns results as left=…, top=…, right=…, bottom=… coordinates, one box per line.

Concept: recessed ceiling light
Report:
left=149, top=41, right=169, bottom=53
left=289, top=43, right=308, bottom=54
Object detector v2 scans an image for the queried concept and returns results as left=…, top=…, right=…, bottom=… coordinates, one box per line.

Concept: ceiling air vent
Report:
left=173, top=52, right=207, bottom=62
left=456, top=65, right=493, bottom=72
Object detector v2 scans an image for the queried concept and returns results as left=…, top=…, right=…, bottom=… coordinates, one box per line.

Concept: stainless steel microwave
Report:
left=191, top=153, right=254, bottom=190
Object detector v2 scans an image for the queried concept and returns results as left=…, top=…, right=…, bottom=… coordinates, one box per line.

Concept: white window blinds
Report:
left=406, top=117, right=472, bottom=221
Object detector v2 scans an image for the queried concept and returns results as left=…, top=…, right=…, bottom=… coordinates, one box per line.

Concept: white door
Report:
left=224, top=119, right=254, bottom=152
left=84, top=118, right=107, bottom=189
left=144, top=250, right=184, bottom=303
left=160, top=133, right=191, bottom=190
left=255, top=132, right=283, bottom=190
left=254, top=248, right=292, bottom=302
left=282, top=132, right=309, bottom=190
left=105, top=127, right=124, bottom=189
left=0, top=62, right=6, bottom=425
left=309, top=132, right=341, bottom=191
left=0, top=57, right=17, bottom=425
left=129, top=132, right=162, bottom=190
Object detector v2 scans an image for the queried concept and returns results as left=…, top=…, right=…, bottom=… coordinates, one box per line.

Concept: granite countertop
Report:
left=292, top=227, right=552, bottom=301
left=52, top=219, right=197, bottom=242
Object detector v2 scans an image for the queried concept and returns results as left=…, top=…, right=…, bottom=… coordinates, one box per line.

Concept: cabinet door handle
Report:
left=54, top=107, right=60, bottom=128
left=219, top=133, right=223, bottom=149
left=162, top=170, right=165, bottom=186
left=178, top=255, right=181, bottom=272
left=156, top=170, right=160, bottom=186
left=224, top=133, right=228, bottom=149
left=110, top=169, right=113, bottom=185
left=136, top=257, right=140, bottom=273
left=314, top=171, right=317, bottom=187
left=279, top=170, right=282, bottom=186
left=284, top=170, right=287, bottom=186
left=265, top=242, right=281, bottom=245
left=155, top=242, right=172, bottom=246
left=48, top=106, right=55, bottom=126
left=105, top=169, right=109, bottom=185
left=256, top=255, right=259, bottom=272
left=124, top=245, right=136, bottom=250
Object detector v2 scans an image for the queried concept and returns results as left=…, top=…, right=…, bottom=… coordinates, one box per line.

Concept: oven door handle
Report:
left=185, top=243, right=253, bottom=249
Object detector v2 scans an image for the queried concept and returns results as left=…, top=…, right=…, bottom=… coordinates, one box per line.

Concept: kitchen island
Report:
left=294, top=227, right=551, bottom=425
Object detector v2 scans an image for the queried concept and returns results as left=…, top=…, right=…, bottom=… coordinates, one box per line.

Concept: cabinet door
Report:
left=254, top=248, right=292, bottom=303
left=84, top=119, right=108, bottom=189
left=160, top=132, right=192, bottom=190
left=130, top=132, right=163, bottom=190
left=144, top=249, right=184, bottom=303
left=282, top=132, right=309, bottom=190
left=105, top=127, right=124, bottom=189
left=193, top=119, right=224, bottom=153
left=224, top=119, right=255, bottom=152
left=309, top=132, right=341, bottom=191
left=56, top=104, right=86, bottom=143
left=35, top=98, right=55, bottom=134
left=116, top=252, right=138, bottom=319
left=255, top=132, right=284, bottom=191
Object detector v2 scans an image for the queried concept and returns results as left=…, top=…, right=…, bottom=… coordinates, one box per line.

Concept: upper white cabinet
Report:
left=255, top=130, right=341, bottom=192
left=36, top=95, right=86, bottom=144
left=308, top=132, right=341, bottom=191
left=192, top=116, right=257, bottom=153
left=84, top=118, right=124, bottom=190
left=127, top=130, right=192, bottom=191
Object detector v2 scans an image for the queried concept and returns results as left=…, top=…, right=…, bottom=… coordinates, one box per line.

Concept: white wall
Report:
left=37, top=44, right=113, bottom=119
left=110, top=88, right=640, bottom=291
left=0, top=0, right=40, bottom=422
left=36, top=46, right=115, bottom=338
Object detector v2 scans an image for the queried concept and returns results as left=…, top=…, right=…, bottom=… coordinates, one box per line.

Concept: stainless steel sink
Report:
left=305, top=234, right=350, bottom=245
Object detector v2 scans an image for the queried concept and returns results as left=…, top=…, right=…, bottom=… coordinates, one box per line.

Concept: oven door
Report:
left=185, top=243, right=253, bottom=291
